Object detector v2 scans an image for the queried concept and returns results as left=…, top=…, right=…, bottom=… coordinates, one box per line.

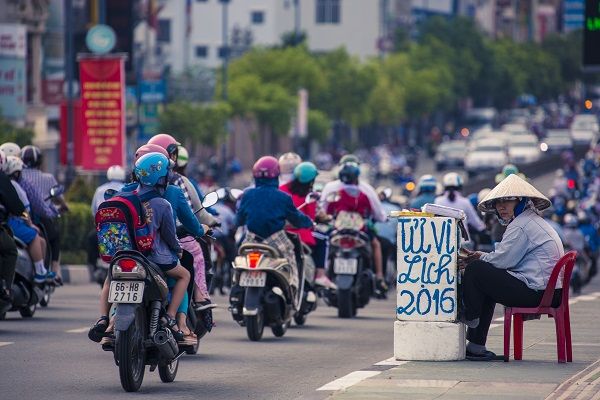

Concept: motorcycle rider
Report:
left=20, top=145, right=67, bottom=285
left=89, top=152, right=190, bottom=343
left=435, top=172, right=486, bottom=237
left=0, top=142, right=21, bottom=157
left=495, top=164, right=526, bottom=184
left=5, top=156, right=49, bottom=284
left=236, top=156, right=313, bottom=291
left=323, top=162, right=388, bottom=293
left=280, top=161, right=337, bottom=290
left=0, top=150, right=23, bottom=301
left=409, top=175, right=438, bottom=209
left=91, top=165, right=127, bottom=215
left=375, top=186, right=400, bottom=286
left=278, top=152, right=302, bottom=186
left=147, top=135, right=217, bottom=311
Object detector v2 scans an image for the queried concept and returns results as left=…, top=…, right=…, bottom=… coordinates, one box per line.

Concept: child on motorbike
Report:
left=89, top=152, right=190, bottom=343
left=280, top=161, right=337, bottom=290
left=236, top=156, right=313, bottom=288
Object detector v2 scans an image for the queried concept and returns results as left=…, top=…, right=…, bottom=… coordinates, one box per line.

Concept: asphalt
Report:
left=0, top=283, right=396, bottom=399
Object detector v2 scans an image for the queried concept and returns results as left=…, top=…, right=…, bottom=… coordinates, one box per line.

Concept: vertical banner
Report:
left=0, top=23, right=27, bottom=120
left=396, top=217, right=458, bottom=322
left=297, top=88, right=308, bottom=138
left=79, top=56, right=126, bottom=170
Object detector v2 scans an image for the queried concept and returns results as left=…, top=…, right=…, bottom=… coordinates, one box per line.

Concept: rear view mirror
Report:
left=202, top=191, right=219, bottom=208
left=49, top=184, right=64, bottom=198
left=230, top=188, right=243, bottom=200
left=216, top=188, right=226, bottom=199
left=305, top=192, right=320, bottom=204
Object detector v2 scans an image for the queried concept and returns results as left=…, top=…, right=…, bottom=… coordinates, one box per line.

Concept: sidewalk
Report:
left=327, top=277, right=600, bottom=400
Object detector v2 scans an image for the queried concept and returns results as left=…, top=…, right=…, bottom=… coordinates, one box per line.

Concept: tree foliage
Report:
left=159, top=101, right=231, bottom=146
left=0, top=114, right=34, bottom=146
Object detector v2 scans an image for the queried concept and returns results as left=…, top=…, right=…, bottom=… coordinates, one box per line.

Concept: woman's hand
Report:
left=458, top=248, right=482, bottom=270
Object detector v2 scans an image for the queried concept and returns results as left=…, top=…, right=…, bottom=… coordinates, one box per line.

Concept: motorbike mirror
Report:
left=216, top=188, right=226, bottom=199
left=230, top=188, right=243, bottom=200
left=202, top=191, right=219, bottom=208
left=49, top=185, right=64, bottom=198
left=304, top=192, right=320, bottom=204
left=104, top=189, right=117, bottom=200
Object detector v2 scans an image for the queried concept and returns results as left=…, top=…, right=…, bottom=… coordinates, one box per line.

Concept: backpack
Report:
left=95, top=190, right=160, bottom=262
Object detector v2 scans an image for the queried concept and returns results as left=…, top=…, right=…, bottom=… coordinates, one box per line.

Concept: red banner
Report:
left=79, top=56, right=125, bottom=171
left=59, top=99, right=82, bottom=166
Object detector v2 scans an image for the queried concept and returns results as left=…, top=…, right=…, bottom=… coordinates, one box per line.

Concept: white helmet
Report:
left=0, top=149, right=6, bottom=173
left=278, top=152, right=302, bottom=175
left=564, top=213, right=578, bottom=228
left=0, top=142, right=21, bottom=158
left=176, top=145, right=189, bottom=168
left=106, top=165, right=126, bottom=182
left=5, top=155, right=23, bottom=176
left=442, top=172, right=463, bottom=189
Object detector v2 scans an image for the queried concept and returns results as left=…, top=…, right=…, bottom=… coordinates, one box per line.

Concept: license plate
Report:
left=239, top=271, right=267, bottom=287
left=334, top=258, right=358, bottom=275
left=109, top=281, right=145, bottom=303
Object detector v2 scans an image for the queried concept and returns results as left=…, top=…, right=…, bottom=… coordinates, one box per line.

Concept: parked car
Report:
left=542, top=130, right=573, bottom=153
left=507, top=134, right=541, bottom=164
left=435, top=140, right=467, bottom=171
left=570, top=116, right=599, bottom=145
left=465, top=138, right=508, bottom=177
left=470, top=130, right=512, bottom=146
left=501, top=123, right=530, bottom=136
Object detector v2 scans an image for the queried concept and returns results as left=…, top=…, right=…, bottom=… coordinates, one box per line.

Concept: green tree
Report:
left=159, top=101, right=231, bottom=146
left=0, top=114, right=34, bottom=146
left=307, top=109, right=330, bottom=144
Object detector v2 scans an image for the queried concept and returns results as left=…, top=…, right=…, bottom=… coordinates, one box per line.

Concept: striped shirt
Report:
left=21, top=168, right=58, bottom=209
left=18, top=177, right=57, bottom=219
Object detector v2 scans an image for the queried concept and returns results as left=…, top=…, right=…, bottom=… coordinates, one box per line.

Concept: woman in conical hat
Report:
left=459, top=174, right=564, bottom=361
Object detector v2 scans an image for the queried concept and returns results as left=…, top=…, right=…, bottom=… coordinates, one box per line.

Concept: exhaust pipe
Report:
left=153, top=329, right=178, bottom=360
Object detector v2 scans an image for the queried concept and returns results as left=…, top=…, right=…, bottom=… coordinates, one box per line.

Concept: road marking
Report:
left=316, top=371, right=381, bottom=391
left=489, top=323, right=500, bottom=329
left=66, top=327, right=89, bottom=333
left=0, top=342, right=14, bottom=347
left=576, top=295, right=597, bottom=301
left=374, top=358, right=409, bottom=366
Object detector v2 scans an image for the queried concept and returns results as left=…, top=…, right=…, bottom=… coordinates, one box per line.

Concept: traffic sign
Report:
left=86, top=24, right=116, bottom=55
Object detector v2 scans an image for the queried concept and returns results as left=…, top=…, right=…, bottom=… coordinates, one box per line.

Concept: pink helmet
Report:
left=135, top=144, right=169, bottom=161
left=253, top=156, right=280, bottom=179
left=147, top=133, right=180, bottom=158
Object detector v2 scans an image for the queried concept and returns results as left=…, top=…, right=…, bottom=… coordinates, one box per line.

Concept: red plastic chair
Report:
left=503, top=250, right=577, bottom=363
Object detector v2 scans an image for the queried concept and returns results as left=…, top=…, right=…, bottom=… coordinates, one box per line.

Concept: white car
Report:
left=470, top=130, right=512, bottom=147
left=501, top=123, right=530, bottom=136
left=508, top=135, right=541, bottom=164
left=542, top=130, right=573, bottom=153
left=435, top=140, right=467, bottom=171
left=465, top=138, right=508, bottom=177
left=570, top=116, right=599, bottom=145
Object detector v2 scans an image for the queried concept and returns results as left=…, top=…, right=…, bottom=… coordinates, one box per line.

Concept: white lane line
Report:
left=489, top=323, right=501, bottom=329
left=494, top=317, right=504, bottom=322
left=374, top=357, right=409, bottom=366
left=66, top=327, right=89, bottom=333
left=576, top=295, right=597, bottom=301
left=0, top=342, right=14, bottom=347
left=316, top=371, right=381, bottom=391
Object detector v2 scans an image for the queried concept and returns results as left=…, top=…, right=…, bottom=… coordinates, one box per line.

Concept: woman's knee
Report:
left=169, top=265, right=190, bottom=282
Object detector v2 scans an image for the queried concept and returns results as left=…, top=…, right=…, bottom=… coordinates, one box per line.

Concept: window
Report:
left=218, top=46, right=229, bottom=58
left=157, top=19, right=171, bottom=42
left=251, top=11, right=265, bottom=24
left=195, top=46, right=208, bottom=58
left=316, top=0, right=340, bottom=24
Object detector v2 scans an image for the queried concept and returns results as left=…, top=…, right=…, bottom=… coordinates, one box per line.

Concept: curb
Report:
left=61, top=264, right=92, bottom=285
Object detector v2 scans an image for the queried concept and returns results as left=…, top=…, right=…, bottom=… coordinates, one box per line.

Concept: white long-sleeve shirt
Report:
left=434, top=192, right=486, bottom=232
left=321, top=179, right=386, bottom=222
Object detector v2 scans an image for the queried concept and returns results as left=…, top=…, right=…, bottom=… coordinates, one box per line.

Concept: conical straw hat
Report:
left=478, top=174, right=551, bottom=212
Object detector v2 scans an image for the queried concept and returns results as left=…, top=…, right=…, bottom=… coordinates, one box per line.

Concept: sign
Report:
left=42, top=78, right=65, bottom=105
left=0, top=58, right=26, bottom=119
left=584, top=0, right=600, bottom=67
left=139, top=79, right=166, bottom=103
left=86, top=24, right=116, bottom=55
left=396, top=217, right=458, bottom=322
left=59, top=99, right=83, bottom=166
left=79, top=56, right=126, bottom=170
left=125, top=86, right=138, bottom=127
left=0, top=24, right=26, bottom=58
left=139, top=103, right=161, bottom=141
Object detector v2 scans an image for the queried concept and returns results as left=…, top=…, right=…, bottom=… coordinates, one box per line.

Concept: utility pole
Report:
left=294, top=0, right=300, bottom=44
left=220, top=0, right=230, bottom=185
left=65, top=0, right=75, bottom=186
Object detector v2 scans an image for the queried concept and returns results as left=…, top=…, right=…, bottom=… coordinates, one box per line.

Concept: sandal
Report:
left=88, top=316, right=109, bottom=343
left=466, top=350, right=504, bottom=361
left=164, top=315, right=185, bottom=342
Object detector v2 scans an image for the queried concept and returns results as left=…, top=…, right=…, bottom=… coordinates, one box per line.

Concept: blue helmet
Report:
left=134, top=152, right=170, bottom=187
left=417, top=175, right=437, bottom=193
left=339, top=162, right=360, bottom=184
left=294, top=161, right=319, bottom=184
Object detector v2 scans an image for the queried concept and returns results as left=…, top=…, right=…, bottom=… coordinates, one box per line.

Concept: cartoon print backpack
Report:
left=95, top=190, right=160, bottom=262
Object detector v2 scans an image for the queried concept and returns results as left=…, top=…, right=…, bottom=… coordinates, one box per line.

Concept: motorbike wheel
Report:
left=293, top=312, right=307, bottom=326
left=19, top=303, right=36, bottom=318
left=337, top=289, right=353, bottom=319
left=271, top=320, right=290, bottom=337
left=158, top=359, right=179, bottom=383
left=116, top=307, right=146, bottom=392
left=244, top=311, right=264, bottom=341
left=39, top=288, right=51, bottom=307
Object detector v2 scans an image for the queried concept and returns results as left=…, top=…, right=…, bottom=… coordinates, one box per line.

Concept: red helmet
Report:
left=147, top=133, right=180, bottom=158
left=135, top=144, right=169, bottom=162
left=252, top=156, right=280, bottom=179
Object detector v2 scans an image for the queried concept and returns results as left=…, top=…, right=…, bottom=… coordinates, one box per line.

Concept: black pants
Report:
left=378, top=236, right=395, bottom=277
left=463, top=260, right=561, bottom=346
left=0, top=226, right=17, bottom=286
left=39, top=217, right=60, bottom=262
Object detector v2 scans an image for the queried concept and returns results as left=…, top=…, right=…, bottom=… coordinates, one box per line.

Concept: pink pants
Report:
left=180, top=236, right=208, bottom=298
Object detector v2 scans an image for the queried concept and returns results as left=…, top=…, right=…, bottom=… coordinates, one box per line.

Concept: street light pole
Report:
left=294, top=0, right=300, bottom=44
left=64, top=0, right=75, bottom=186
left=220, top=0, right=230, bottom=185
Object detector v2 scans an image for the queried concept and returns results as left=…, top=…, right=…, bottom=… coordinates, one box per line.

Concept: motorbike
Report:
left=326, top=211, right=374, bottom=318
left=0, top=185, right=63, bottom=319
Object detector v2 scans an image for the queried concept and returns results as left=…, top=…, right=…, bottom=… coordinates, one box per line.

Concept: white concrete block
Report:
left=394, top=320, right=465, bottom=361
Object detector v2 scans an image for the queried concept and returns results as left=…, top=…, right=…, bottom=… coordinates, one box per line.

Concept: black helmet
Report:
left=21, top=145, right=43, bottom=168
left=338, top=162, right=360, bottom=184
